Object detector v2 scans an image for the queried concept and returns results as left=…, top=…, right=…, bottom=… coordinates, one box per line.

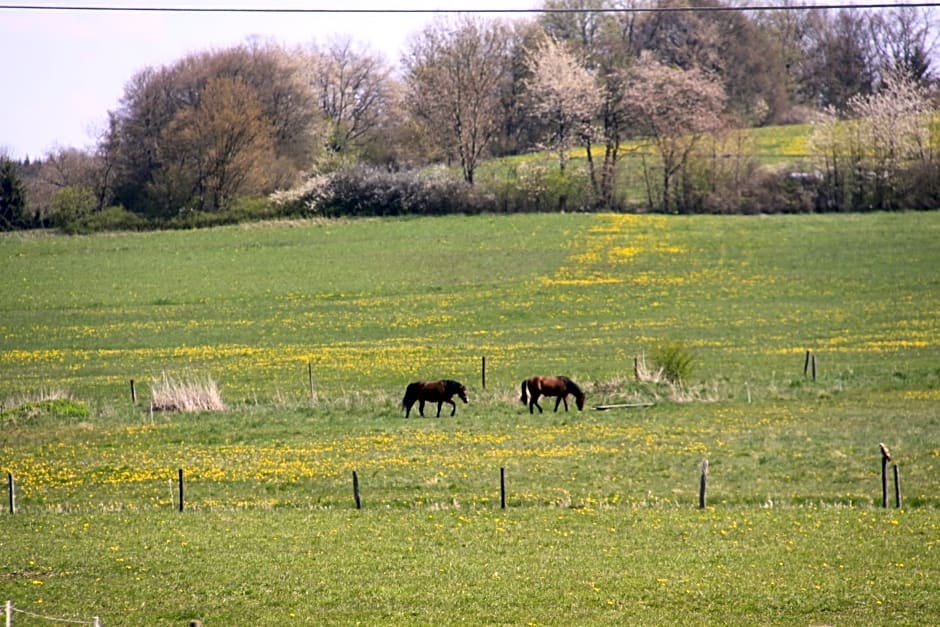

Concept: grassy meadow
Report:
left=2, top=212, right=939, bottom=624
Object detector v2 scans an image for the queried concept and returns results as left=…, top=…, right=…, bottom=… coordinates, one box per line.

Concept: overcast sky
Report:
left=0, top=1, right=538, bottom=160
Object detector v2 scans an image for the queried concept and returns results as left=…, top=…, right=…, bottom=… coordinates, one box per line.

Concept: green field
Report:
left=2, top=212, right=939, bottom=624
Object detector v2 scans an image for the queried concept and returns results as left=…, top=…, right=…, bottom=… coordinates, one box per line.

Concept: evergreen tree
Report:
left=0, top=158, right=28, bottom=230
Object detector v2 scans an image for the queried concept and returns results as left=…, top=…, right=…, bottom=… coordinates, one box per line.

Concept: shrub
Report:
left=51, top=185, right=97, bottom=232
left=737, top=168, right=820, bottom=214
left=1, top=389, right=88, bottom=425
left=271, top=166, right=500, bottom=217
left=74, top=205, right=152, bottom=232
left=651, top=341, right=695, bottom=384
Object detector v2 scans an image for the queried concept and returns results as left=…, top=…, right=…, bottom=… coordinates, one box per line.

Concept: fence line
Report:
left=5, top=600, right=100, bottom=627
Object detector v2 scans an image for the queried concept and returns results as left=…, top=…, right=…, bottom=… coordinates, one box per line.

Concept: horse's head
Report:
left=445, top=380, right=469, bottom=404
left=565, top=378, right=586, bottom=410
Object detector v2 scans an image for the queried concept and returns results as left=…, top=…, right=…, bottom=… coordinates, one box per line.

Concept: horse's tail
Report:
left=520, top=380, right=528, bottom=405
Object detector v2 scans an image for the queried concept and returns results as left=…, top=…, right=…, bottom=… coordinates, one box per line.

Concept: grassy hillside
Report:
left=1, top=212, right=936, bottom=401
left=1, top=212, right=939, bottom=625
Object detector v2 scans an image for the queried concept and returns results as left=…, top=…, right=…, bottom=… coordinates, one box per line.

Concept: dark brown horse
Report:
left=520, top=376, right=585, bottom=414
left=402, top=379, right=469, bottom=418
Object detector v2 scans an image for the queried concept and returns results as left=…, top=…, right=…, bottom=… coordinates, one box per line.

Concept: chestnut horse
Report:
left=520, top=376, right=585, bottom=414
left=402, top=379, right=469, bottom=418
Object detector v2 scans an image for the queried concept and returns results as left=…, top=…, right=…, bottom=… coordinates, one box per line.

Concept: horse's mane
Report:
left=442, top=379, right=464, bottom=392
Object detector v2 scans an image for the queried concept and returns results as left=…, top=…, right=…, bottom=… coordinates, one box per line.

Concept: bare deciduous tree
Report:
left=870, top=5, right=937, bottom=86
left=403, top=16, right=513, bottom=185
left=801, top=9, right=877, bottom=110
left=301, top=37, right=396, bottom=156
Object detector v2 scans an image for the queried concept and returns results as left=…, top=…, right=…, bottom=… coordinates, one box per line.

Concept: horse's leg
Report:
left=436, top=401, right=443, bottom=417
left=448, top=399, right=457, bottom=416
left=418, top=400, right=426, bottom=417
left=554, top=396, right=562, bottom=412
left=531, top=393, right=543, bottom=414
left=562, top=396, right=569, bottom=411
left=404, top=401, right=412, bottom=418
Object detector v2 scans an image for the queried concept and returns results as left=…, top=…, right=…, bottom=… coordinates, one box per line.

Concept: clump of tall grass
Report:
left=151, top=371, right=225, bottom=412
left=650, top=341, right=695, bottom=384
left=632, top=350, right=717, bottom=404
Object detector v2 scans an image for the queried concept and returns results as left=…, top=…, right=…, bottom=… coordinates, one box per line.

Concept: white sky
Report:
left=0, top=1, right=539, bottom=160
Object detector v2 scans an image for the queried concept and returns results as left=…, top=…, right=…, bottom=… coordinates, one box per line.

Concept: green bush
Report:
left=75, top=205, right=152, bottom=232
left=652, top=341, right=695, bottom=384
left=1, top=398, right=89, bottom=426
left=51, top=185, right=97, bottom=232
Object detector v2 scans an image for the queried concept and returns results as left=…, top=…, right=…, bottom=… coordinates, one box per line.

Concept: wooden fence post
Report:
left=879, top=443, right=891, bottom=508
left=352, top=471, right=361, bottom=510
left=130, top=379, right=137, bottom=403
left=804, top=350, right=811, bottom=376
left=481, top=356, right=486, bottom=390
left=6, top=599, right=13, bottom=627
left=893, top=463, right=902, bottom=509
left=178, top=468, right=185, bottom=512
left=699, top=460, right=708, bottom=509
left=500, top=467, right=506, bottom=510
left=6, top=472, right=14, bottom=515
left=308, top=362, right=316, bottom=406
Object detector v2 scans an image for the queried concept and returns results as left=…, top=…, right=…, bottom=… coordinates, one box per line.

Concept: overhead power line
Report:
left=2, top=2, right=940, bottom=14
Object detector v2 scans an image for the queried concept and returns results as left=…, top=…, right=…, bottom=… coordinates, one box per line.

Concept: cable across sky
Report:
left=2, top=2, right=940, bottom=14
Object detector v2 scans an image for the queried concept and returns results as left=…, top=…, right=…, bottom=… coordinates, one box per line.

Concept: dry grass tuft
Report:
left=151, top=371, right=225, bottom=412
left=634, top=353, right=667, bottom=384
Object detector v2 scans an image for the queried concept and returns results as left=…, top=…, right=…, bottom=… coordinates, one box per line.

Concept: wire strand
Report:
left=11, top=605, right=97, bottom=625
left=1, top=2, right=939, bottom=14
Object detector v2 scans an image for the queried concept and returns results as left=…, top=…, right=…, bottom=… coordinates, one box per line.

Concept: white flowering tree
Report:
left=810, top=70, right=934, bottom=210
left=524, top=37, right=603, bottom=174
left=621, top=54, right=728, bottom=212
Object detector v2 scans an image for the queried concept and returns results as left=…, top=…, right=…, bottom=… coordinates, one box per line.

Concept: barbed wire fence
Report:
left=5, top=600, right=100, bottom=627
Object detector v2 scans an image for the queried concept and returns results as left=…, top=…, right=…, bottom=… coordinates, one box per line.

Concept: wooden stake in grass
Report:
left=500, top=467, right=506, bottom=510
left=481, top=355, right=486, bottom=390
left=6, top=472, right=14, bottom=515
left=699, top=460, right=708, bottom=509
left=352, top=471, right=361, bottom=510
left=893, top=463, right=902, bottom=509
left=879, top=443, right=891, bottom=508
left=308, top=362, right=317, bottom=406
left=178, top=468, right=185, bottom=512
left=130, top=379, right=137, bottom=403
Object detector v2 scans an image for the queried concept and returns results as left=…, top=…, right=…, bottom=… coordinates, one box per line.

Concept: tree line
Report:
left=2, top=0, right=939, bottom=231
